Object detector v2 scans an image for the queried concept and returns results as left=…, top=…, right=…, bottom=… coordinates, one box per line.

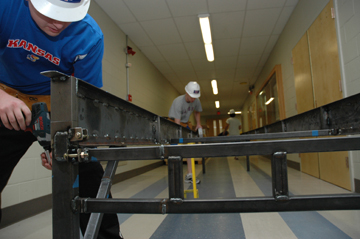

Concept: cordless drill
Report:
left=1, top=102, right=51, bottom=163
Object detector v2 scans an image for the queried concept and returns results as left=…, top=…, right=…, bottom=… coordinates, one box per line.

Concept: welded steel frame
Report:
left=46, top=71, right=360, bottom=239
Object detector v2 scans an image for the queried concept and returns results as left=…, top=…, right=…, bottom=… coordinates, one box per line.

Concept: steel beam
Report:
left=244, top=92, right=360, bottom=135
left=86, top=136, right=360, bottom=161
left=78, top=194, right=360, bottom=214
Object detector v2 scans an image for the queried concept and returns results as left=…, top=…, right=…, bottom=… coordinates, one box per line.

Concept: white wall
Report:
left=334, top=0, right=360, bottom=184
left=2, top=1, right=180, bottom=209
left=241, top=0, right=360, bottom=189
left=241, top=0, right=331, bottom=164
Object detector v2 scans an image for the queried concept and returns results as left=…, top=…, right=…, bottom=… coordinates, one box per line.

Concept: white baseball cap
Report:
left=229, top=109, right=235, bottom=114
left=30, top=0, right=91, bottom=22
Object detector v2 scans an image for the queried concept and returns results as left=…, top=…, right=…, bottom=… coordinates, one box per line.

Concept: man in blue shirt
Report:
left=0, top=0, right=122, bottom=238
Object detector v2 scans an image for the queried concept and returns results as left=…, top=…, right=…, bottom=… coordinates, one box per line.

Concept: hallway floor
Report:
left=1, top=156, right=360, bottom=239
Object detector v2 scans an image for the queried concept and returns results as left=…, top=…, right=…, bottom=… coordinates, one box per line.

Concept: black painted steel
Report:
left=271, top=152, right=289, bottom=200
left=46, top=72, right=360, bottom=239
left=84, top=160, right=119, bottom=239
left=80, top=194, right=360, bottom=214
left=168, top=156, right=184, bottom=199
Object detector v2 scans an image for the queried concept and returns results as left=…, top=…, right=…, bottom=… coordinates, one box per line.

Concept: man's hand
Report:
left=0, top=90, right=31, bottom=130
left=41, top=151, right=52, bottom=170
left=195, top=124, right=202, bottom=132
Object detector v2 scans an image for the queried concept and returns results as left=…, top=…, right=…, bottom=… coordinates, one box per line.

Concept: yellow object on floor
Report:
left=184, top=155, right=199, bottom=198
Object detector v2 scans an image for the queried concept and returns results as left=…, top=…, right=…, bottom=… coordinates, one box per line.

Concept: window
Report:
left=256, top=65, right=285, bottom=127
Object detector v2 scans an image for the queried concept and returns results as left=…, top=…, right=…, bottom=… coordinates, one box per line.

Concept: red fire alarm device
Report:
left=128, top=94, right=132, bottom=102
left=217, top=111, right=221, bottom=115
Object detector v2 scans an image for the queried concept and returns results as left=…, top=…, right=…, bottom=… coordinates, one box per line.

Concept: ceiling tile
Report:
left=141, top=19, right=182, bottom=45
left=208, top=0, right=247, bottom=13
left=264, top=35, right=279, bottom=54
left=242, top=8, right=283, bottom=37
left=273, top=6, right=296, bottom=34
left=184, top=42, right=208, bottom=60
left=174, top=16, right=203, bottom=43
left=247, top=0, right=286, bottom=10
left=191, top=59, right=216, bottom=71
left=214, top=56, right=238, bottom=69
left=167, top=59, right=194, bottom=72
left=237, top=54, right=262, bottom=68
left=118, top=22, right=154, bottom=47
left=152, top=61, right=175, bottom=74
left=166, top=0, right=208, bottom=17
left=239, top=36, right=269, bottom=55
left=95, top=0, right=136, bottom=24
left=286, top=0, right=299, bottom=7
left=123, top=0, right=172, bottom=21
left=138, top=46, right=166, bottom=62
left=211, top=11, right=245, bottom=39
left=158, top=44, right=189, bottom=61
left=213, top=38, right=241, bottom=57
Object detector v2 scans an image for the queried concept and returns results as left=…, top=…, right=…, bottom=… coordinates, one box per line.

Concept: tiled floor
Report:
left=1, top=156, right=360, bottom=239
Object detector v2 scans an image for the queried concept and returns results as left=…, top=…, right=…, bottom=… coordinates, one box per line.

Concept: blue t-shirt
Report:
left=0, top=0, right=104, bottom=95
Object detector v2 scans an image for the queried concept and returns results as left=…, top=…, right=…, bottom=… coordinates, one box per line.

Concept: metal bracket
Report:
left=170, top=198, right=183, bottom=204
left=161, top=199, right=168, bottom=214
left=159, top=145, right=165, bottom=159
left=71, top=196, right=81, bottom=213
left=40, top=70, right=70, bottom=81
left=68, top=127, right=89, bottom=142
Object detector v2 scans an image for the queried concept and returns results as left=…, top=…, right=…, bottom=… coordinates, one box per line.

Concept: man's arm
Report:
left=0, top=90, right=31, bottom=130
left=174, top=118, right=181, bottom=125
left=194, top=111, right=202, bottom=131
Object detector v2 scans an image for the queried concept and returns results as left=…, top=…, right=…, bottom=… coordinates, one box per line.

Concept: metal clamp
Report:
left=170, top=198, right=183, bottom=204
left=161, top=199, right=167, bottom=214
left=159, top=144, right=165, bottom=159
left=68, top=127, right=89, bottom=141
left=64, top=148, right=89, bottom=163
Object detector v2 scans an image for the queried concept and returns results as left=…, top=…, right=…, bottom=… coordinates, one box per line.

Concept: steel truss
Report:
left=44, top=71, right=360, bottom=239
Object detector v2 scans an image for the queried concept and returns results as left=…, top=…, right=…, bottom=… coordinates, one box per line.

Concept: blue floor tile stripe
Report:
left=242, top=158, right=351, bottom=239
left=150, top=158, right=245, bottom=239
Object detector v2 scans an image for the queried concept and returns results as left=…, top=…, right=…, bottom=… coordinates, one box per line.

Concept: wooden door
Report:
left=308, top=0, right=343, bottom=108
left=206, top=118, right=228, bottom=137
left=319, top=151, right=350, bottom=190
left=292, top=1, right=349, bottom=189
left=293, top=33, right=314, bottom=114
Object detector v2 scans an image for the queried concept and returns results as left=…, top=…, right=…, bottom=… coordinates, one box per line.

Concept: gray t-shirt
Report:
left=226, top=117, right=241, bottom=136
left=168, top=95, right=202, bottom=123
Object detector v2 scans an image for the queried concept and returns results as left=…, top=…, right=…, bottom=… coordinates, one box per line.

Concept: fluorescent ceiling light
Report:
left=199, top=14, right=215, bottom=62
left=215, top=101, right=220, bottom=108
left=265, top=97, right=274, bottom=105
left=204, top=43, right=214, bottom=62
left=211, top=79, right=218, bottom=95
left=228, top=111, right=242, bottom=114
left=198, top=14, right=212, bottom=44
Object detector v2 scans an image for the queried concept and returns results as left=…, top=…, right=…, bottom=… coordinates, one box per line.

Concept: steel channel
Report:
left=80, top=194, right=360, bottom=214
left=170, top=129, right=333, bottom=144
left=87, top=136, right=360, bottom=161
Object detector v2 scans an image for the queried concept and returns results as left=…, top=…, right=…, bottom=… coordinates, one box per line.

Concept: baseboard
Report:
left=355, top=178, right=360, bottom=193
left=0, top=194, right=52, bottom=229
left=0, top=161, right=164, bottom=229
left=287, top=160, right=300, bottom=171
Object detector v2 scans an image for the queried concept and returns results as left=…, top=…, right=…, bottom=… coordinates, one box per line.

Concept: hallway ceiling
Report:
left=94, top=0, right=298, bottom=116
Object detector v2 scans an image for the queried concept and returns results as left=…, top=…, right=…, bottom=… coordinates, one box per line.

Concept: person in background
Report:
left=169, top=81, right=202, bottom=184
left=224, top=109, right=242, bottom=159
left=0, top=0, right=122, bottom=238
